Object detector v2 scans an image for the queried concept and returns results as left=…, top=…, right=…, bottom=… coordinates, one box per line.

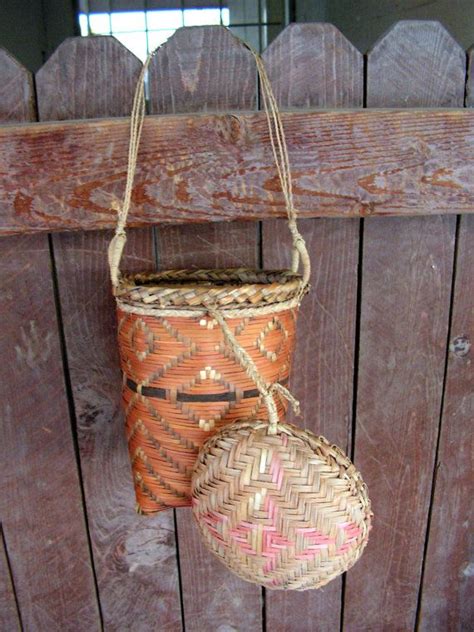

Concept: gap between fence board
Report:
left=0, top=527, right=21, bottom=631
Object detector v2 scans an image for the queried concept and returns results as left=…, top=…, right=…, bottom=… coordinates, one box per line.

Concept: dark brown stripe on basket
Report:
left=125, top=377, right=288, bottom=402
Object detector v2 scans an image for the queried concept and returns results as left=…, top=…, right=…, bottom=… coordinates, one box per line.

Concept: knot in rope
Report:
left=270, top=383, right=300, bottom=416
left=111, top=198, right=122, bottom=214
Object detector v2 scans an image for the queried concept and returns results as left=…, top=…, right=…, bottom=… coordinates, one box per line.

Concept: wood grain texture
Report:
left=262, top=24, right=362, bottom=632
left=1, top=107, right=474, bottom=234
left=0, top=49, right=100, bottom=631
left=0, top=529, right=20, bottom=631
left=417, top=45, right=474, bottom=632
left=367, top=20, right=465, bottom=107
left=36, top=36, right=144, bottom=120
left=263, top=23, right=363, bottom=107
left=150, top=26, right=262, bottom=632
left=36, top=36, right=182, bottom=631
left=0, top=48, right=35, bottom=122
left=344, top=21, right=461, bottom=630
left=149, top=26, right=257, bottom=113
left=418, top=215, right=474, bottom=631
left=157, top=220, right=259, bottom=269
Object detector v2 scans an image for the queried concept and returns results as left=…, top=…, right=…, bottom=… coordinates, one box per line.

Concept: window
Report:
left=78, top=1, right=288, bottom=58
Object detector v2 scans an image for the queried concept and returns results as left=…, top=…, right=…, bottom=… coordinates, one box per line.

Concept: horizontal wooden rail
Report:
left=1, top=108, right=473, bottom=234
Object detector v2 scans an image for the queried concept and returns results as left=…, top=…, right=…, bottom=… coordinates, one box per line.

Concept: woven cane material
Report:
left=118, top=303, right=298, bottom=513
left=109, top=39, right=314, bottom=519
left=116, top=268, right=304, bottom=309
left=192, top=421, right=372, bottom=590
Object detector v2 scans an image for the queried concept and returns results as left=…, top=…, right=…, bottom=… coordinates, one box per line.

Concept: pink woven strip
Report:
left=296, top=528, right=335, bottom=546
left=293, top=522, right=362, bottom=561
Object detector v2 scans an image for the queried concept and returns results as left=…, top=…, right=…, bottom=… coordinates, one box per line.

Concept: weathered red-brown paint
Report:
left=1, top=108, right=473, bottom=234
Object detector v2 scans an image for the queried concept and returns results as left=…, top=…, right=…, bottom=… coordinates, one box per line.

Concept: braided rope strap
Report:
left=107, top=37, right=311, bottom=299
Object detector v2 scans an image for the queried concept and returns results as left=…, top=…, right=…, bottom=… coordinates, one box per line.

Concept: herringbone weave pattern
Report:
left=118, top=302, right=298, bottom=513
left=192, top=421, right=372, bottom=589
left=117, top=269, right=303, bottom=308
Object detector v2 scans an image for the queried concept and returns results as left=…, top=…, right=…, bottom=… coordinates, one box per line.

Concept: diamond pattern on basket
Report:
left=129, top=317, right=155, bottom=361
left=118, top=307, right=298, bottom=513
left=256, top=317, right=288, bottom=362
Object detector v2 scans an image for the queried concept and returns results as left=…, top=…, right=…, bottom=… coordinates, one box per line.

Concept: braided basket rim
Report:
left=116, top=268, right=305, bottom=309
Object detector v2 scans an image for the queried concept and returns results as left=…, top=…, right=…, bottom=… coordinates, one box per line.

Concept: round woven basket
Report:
left=192, top=420, right=372, bottom=590
left=117, top=269, right=304, bottom=513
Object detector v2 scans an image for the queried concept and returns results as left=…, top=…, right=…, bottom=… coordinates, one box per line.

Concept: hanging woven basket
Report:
left=108, top=41, right=310, bottom=514
left=192, top=420, right=372, bottom=590
left=110, top=36, right=372, bottom=593
left=116, top=269, right=303, bottom=512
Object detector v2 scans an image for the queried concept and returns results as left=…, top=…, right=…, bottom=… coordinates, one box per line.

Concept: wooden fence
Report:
left=0, top=21, right=472, bottom=632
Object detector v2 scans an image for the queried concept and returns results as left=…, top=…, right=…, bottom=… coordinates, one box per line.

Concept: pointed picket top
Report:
left=467, top=46, right=474, bottom=106
left=263, top=23, right=363, bottom=107
left=148, top=25, right=257, bottom=114
left=368, top=20, right=466, bottom=107
left=36, top=36, right=142, bottom=120
left=0, top=48, right=35, bottom=122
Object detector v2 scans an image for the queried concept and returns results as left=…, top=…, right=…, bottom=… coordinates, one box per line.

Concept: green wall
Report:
left=296, top=0, right=474, bottom=52
left=0, top=0, right=76, bottom=71
left=1, top=0, right=473, bottom=72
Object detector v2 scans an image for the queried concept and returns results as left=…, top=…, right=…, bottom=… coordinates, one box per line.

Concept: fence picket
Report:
left=36, top=36, right=183, bottom=630
left=149, top=26, right=262, bottom=631
left=417, top=48, right=474, bottom=630
left=344, top=21, right=462, bottom=630
left=417, top=215, right=474, bottom=631
left=262, top=23, right=363, bottom=632
left=0, top=48, right=100, bottom=629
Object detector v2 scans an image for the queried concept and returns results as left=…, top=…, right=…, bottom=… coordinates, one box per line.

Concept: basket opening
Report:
left=117, top=268, right=305, bottom=309
left=127, top=268, right=301, bottom=289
